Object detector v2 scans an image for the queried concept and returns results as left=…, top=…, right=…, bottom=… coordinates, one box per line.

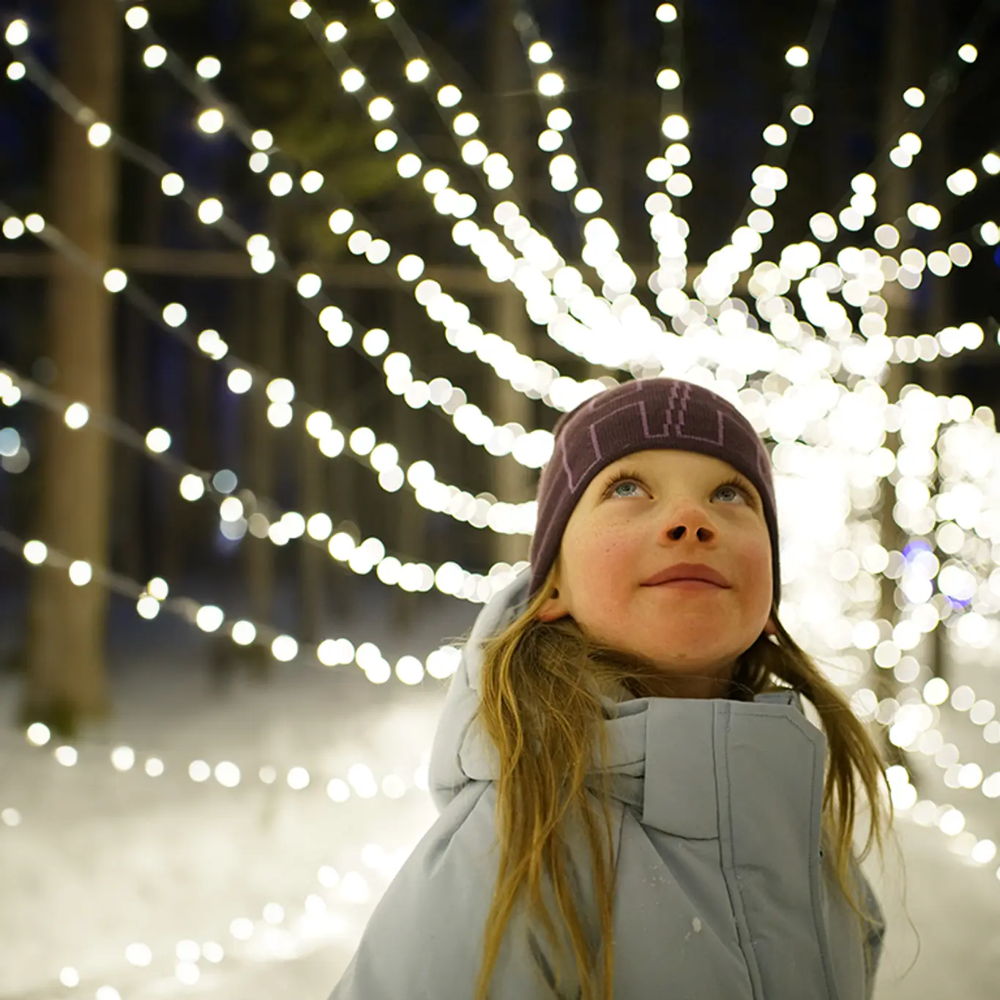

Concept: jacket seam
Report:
left=713, top=700, right=764, bottom=1000
left=804, top=739, right=842, bottom=1000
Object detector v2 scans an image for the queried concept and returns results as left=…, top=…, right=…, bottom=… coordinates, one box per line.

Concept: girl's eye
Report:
left=716, top=478, right=756, bottom=507
left=603, top=471, right=756, bottom=507
left=610, top=479, right=646, bottom=499
left=601, top=470, right=649, bottom=499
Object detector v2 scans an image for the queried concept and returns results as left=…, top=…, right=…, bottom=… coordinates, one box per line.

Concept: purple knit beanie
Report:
left=528, top=378, right=780, bottom=606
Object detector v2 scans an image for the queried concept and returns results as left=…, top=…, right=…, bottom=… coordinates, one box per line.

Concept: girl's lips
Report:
left=641, top=563, right=731, bottom=587
left=653, top=579, right=724, bottom=590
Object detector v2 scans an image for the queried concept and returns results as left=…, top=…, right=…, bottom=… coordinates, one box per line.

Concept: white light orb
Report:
left=114, top=6, right=146, bottom=33
left=103, top=268, right=128, bottom=293
left=301, top=169, right=324, bottom=192
left=4, top=19, right=29, bottom=45
left=197, top=198, right=223, bottom=224
left=405, top=58, right=429, bottom=82
left=368, top=96, right=394, bottom=122
left=362, top=328, right=391, bottom=355
left=197, top=108, right=224, bottom=134
left=87, top=122, right=112, bottom=147
left=251, top=129, right=273, bottom=151
left=142, top=45, right=167, bottom=68
left=64, top=402, right=90, bottom=429
left=661, top=114, right=689, bottom=140
left=656, top=68, right=680, bottom=90
left=196, top=56, right=221, bottom=80
left=785, top=45, right=809, bottom=66
left=339, top=67, right=364, bottom=93
left=145, top=427, right=171, bottom=453
left=272, top=635, right=298, bottom=662
left=790, top=104, right=813, bottom=125
left=537, top=71, right=564, bottom=97
left=195, top=605, right=224, bottom=633
left=324, top=20, right=347, bottom=42
left=226, top=368, right=252, bottom=394
left=296, top=273, right=322, bottom=298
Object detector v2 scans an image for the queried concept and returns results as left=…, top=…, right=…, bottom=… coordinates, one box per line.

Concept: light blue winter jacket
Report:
left=328, top=569, right=885, bottom=999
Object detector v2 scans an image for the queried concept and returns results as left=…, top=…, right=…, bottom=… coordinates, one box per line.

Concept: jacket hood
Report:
left=428, top=565, right=804, bottom=815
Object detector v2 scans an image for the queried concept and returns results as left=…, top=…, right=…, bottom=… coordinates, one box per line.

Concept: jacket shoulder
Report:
left=326, top=781, right=568, bottom=1000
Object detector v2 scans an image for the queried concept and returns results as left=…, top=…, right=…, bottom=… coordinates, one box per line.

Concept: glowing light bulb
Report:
left=785, top=45, right=809, bottom=67
left=103, top=268, right=128, bottom=292
left=529, top=41, right=553, bottom=64
left=161, top=172, right=184, bottom=196
left=87, top=123, right=112, bottom=147
left=405, top=58, right=429, bottom=82
left=64, top=402, right=90, bottom=429
left=196, top=56, right=221, bottom=79
left=341, top=67, right=365, bottom=92
left=4, top=19, right=29, bottom=45
left=661, top=114, right=689, bottom=140
left=251, top=129, right=273, bottom=150
left=123, top=8, right=148, bottom=30
left=437, top=84, right=461, bottom=107
left=197, top=198, right=223, bottom=224
left=538, top=72, right=565, bottom=97
left=325, top=20, right=347, bottom=42
left=142, top=45, right=167, bottom=68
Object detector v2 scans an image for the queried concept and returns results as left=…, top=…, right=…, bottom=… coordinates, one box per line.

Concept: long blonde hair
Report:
left=472, top=564, right=894, bottom=999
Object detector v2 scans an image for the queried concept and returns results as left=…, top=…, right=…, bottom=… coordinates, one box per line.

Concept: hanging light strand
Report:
left=114, top=1, right=605, bottom=407
left=0, top=44, right=585, bottom=457
left=0, top=365, right=528, bottom=600
left=0, top=201, right=545, bottom=535
left=0, top=525, right=468, bottom=681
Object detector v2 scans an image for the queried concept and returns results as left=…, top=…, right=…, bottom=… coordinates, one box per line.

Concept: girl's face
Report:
left=537, top=449, right=774, bottom=698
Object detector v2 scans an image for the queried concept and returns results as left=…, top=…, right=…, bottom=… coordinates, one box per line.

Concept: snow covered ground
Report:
left=1, top=582, right=998, bottom=999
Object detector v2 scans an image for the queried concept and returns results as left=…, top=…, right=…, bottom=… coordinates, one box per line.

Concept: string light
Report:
left=104, top=2, right=610, bottom=418
left=0, top=55, right=598, bottom=472
left=297, top=5, right=613, bottom=365
left=0, top=524, right=468, bottom=681
left=2, top=366, right=530, bottom=598
left=300, top=2, right=674, bottom=373
left=21, top=719, right=427, bottom=804
left=1, top=201, right=554, bottom=534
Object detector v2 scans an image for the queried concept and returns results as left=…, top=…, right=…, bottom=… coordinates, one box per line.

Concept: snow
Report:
left=1, top=583, right=998, bottom=998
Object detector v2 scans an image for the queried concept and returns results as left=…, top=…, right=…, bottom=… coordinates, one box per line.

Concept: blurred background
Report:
left=1, top=0, right=998, bottom=997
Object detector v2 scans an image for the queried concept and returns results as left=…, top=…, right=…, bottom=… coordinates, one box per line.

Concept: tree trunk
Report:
left=23, top=0, right=120, bottom=733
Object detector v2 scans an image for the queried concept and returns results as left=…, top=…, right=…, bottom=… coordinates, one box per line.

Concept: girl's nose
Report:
left=660, top=501, right=717, bottom=542
left=664, top=521, right=716, bottom=542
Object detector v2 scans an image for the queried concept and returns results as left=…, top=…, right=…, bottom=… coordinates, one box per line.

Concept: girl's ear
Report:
left=536, top=588, right=569, bottom=623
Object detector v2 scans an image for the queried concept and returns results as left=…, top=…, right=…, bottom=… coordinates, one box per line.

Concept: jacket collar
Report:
left=429, top=567, right=811, bottom=834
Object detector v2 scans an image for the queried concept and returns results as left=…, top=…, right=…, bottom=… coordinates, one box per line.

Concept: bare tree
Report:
left=24, top=0, right=120, bottom=732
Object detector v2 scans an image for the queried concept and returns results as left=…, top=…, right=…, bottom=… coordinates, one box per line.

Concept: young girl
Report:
left=328, top=376, right=892, bottom=1000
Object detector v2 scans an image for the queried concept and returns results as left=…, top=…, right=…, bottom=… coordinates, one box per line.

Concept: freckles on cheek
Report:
left=585, top=533, right=633, bottom=580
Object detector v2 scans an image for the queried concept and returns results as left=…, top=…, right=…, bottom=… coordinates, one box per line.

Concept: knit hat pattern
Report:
left=528, top=378, right=780, bottom=604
